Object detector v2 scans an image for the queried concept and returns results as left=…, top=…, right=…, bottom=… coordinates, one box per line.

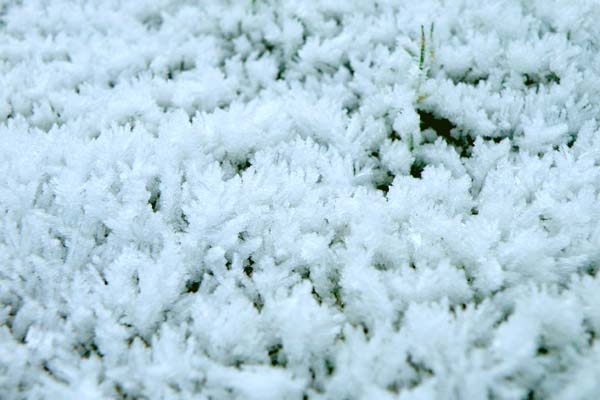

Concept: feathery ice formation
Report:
left=2, top=1, right=600, bottom=399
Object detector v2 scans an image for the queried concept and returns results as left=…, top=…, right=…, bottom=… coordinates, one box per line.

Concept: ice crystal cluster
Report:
left=2, top=0, right=600, bottom=399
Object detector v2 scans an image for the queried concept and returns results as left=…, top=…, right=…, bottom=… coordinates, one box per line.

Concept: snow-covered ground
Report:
left=2, top=0, right=600, bottom=398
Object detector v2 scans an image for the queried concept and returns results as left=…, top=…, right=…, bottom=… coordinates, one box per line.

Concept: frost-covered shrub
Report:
left=2, top=0, right=600, bottom=399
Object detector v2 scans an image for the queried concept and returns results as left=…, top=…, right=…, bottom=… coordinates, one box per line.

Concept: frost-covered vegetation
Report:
left=2, top=0, right=600, bottom=399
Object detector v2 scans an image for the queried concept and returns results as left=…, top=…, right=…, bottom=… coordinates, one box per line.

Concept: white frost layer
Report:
left=1, top=0, right=600, bottom=399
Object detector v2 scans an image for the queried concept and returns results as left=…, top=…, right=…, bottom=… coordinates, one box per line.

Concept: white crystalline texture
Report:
left=1, top=0, right=600, bottom=399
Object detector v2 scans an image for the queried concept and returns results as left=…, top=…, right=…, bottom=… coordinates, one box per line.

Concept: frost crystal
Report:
left=1, top=1, right=600, bottom=399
